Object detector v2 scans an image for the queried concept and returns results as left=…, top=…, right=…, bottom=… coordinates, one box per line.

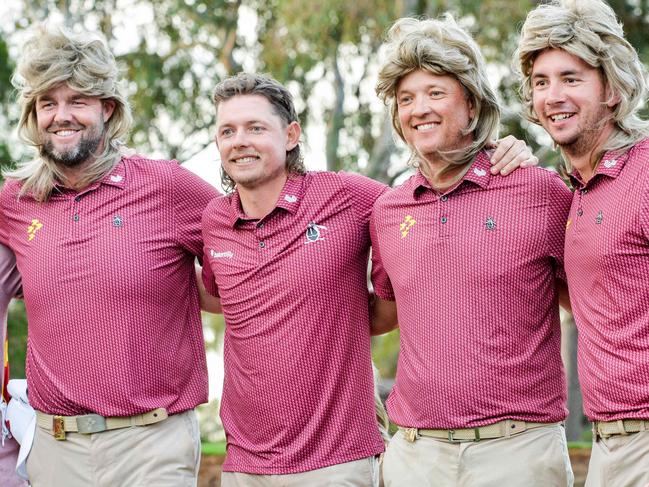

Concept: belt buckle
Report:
left=76, top=414, right=107, bottom=434
left=404, top=428, right=418, bottom=443
left=53, top=416, right=66, bottom=441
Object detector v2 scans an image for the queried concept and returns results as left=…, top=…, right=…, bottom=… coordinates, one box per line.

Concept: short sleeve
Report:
left=370, top=210, right=395, bottom=301
left=340, top=172, right=389, bottom=226
left=0, top=183, right=10, bottom=247
left=172, top=164, right=220, bottom=259
left=544, top=170, right=573, bottom=282
left=201, top=248, right=220, bottom=298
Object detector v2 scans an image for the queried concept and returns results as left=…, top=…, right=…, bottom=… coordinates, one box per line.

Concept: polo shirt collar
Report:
left=568, top=148, right=630, bottom=189
left=52, top=158, right=127, bottom=195
left=412, top=150, right=492, bottom=197
left=228, top=174, right=306, bottom=227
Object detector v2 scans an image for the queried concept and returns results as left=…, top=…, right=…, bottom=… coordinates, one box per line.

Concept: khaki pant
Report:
left=26, top=409, right=201, bottom=487
left=585, top=430, right=649, bottom=487
left=221, top=456, right=380, bottom=487
left=383, top=423, right=573, bottom=487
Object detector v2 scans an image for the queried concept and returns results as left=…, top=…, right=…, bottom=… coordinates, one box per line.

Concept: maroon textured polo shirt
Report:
left=0, top=156, right=218, bottom=416
left=371, top=151, right=571, bottom=429
left=202, top=171, right=387, bottom=474
left=565, top=137, right=649, bottom=421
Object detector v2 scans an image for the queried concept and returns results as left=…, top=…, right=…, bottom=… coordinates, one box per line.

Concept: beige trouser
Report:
left=383, top=423, right=573, bottom=487
left=585, top=430, right=649, bottom=487
left=221, top=456, right=380, bottom=487
left=26, top=409, right=201, bottom=487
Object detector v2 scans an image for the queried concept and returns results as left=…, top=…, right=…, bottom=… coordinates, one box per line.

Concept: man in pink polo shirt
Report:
left=201, top=73, right=538, bottom=486
left=0, top=27, right=218, bottom=486
left=0, top=244, right=27, bottom=487
left=517, top=1, right=649, bottom=485
left=370, top=16, right=574, bottom=486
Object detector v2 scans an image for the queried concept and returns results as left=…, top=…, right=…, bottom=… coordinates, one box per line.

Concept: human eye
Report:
left=220, top=127, right=234, bottom=137
left=397, top=94, right=412, bottom=106
left=249, top=125, right=264, bottom=133
left=533, top=78, right=547, bottom=89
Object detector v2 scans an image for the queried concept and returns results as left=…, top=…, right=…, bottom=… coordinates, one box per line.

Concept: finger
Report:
left=489, top=135, right=516, bottom=164
left=490, top=138, right=523, bottom=174
left=500, top=152, right=537, bottom=175
left=521, top=154, right=539, bottom=167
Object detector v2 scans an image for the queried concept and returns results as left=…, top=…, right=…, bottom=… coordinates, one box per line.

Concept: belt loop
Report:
left=617, top=419, right=628, bottom=436
left=640, top=421, right=647, bottom=432
left=504, top=420, right=512, bottom=438
left=592, top=422, right=600, bottom=442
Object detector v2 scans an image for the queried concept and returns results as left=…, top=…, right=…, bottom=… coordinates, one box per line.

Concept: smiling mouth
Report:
left=52, top=129, right=79, bottom=137
left=549, top=113, right=575, bottom=122
left=231, top=156, right=259, bottom=164
left=414, top=122, right=440, bottom=131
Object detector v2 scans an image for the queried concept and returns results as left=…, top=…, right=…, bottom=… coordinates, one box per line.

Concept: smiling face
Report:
left=35, top=83, right=115, bottom=168
left=531, top=48, right=618, bottom=173
left=396, top=69, right=475, bottom=171
left=215, top=94, right=300, bottom=192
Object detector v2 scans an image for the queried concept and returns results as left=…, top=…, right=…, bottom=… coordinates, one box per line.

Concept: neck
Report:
left=567, top=124, right=615, bottom=184
left=420, top=156, right=472, bottom=191
left=237, top=173, right=288, bottom=220
left=57, top=159, right=96, bottom=191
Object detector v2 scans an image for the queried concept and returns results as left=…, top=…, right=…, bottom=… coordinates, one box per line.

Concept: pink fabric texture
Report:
left=565, top=137, right=649, bottom=421
left=0, top=157, right=218, bottom=416
left=0, top=245, right=26, bottom=487
left=371, top=151, right=572, bottom=429
left=202, top=172, right=387, bottom=474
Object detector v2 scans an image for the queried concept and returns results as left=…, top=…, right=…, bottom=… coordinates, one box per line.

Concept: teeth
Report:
left=550, top=113, right=573, bottom=121
left=233, top=157, right=257, bottom=163
left=415, top=123, right=437, bottom=131
left=55, top=130, right=77, bottom=136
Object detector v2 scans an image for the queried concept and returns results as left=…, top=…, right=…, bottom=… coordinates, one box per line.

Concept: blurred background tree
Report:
left=1, top=0, right=648, bottom=442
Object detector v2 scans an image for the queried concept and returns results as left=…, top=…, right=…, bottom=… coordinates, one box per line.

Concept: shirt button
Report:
left=259, top=241, right=266, bottom=248
left=440, top=216, right=448, bottom=224
left=74, top=195, right=82, bottom=202
left=257, top=223, right=264, bottom=229
left=577, top=209, right=583, bottom=216
left=581, top=189, right=588, bottom=195
left=73, top=214, right=80, bottom=221
left=440, top=195, right=448, bottom=202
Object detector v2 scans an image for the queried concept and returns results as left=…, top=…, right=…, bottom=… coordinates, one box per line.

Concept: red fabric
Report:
left=202, top=172, right=387, bottom=474
left=565, top=137, right=649, bottom=421
left=0, top=157, right=218, bottom=416
left=371, top=151, right=571, bottom=429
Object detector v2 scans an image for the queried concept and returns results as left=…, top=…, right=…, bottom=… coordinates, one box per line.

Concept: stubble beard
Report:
left=40, top=123, right=105, bottom=169
left=553, top=104, right=612, bottom=160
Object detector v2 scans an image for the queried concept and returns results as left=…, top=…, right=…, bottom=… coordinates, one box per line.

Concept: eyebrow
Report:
left=532, top=69, right=581, bottom=79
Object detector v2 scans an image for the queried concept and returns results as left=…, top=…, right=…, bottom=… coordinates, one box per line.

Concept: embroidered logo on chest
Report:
left=305, top=222, right=327, bottom=244
left=485, top=217, right=496, bottom=231
left=595, top=210, right=603, bottom=225
left=399, top=215, right=416, bottom=238
left=27, top=219, right=43, bottom=241
left=112, top=215, right=124, bottom=228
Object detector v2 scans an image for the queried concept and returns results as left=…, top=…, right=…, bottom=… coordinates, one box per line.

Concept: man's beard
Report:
left=41, top=126, right=104, bottom=168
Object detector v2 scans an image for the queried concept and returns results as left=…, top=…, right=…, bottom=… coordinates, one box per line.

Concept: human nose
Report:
left=412, top=95, right=432, bottom=117
left=231, top=129, right=250, bottom=147
left=545, top=81, right=566, bottom=105
left=52, top=103, right=72, bottom=124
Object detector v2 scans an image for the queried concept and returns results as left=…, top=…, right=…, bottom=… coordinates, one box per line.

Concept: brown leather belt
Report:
left=36, top=407, right=168, bottom=440
left=400, top=420, right=554, bottom=443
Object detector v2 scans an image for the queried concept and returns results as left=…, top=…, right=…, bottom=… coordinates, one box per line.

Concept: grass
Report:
left=567, top=441, right=592, bottom=449
left=201, top=441, right=227, bottom=456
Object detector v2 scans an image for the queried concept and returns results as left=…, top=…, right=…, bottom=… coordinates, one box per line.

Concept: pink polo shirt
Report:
left=0, top=244, right=26, bottom=487
left=565, top=137, right=649, bottom=422
left=0, top=156, right=218, bottom=416
left=371, top=151, right=571, bottom=429
left=202, top=171, right=387, bottom=474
